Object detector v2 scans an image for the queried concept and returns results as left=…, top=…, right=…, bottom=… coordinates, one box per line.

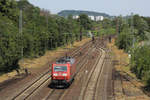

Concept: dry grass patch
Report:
left=20, top=38, right=91, bottom=69
left=107, top=38, right=149, bottom=100
left=108, top=39, right=134, bottom=77
left=0, top=38, right=91, bottom=83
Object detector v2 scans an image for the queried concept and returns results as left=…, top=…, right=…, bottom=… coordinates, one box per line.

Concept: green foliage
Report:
left=130, top=45, right=150, bottom=86
left=131, top=15, right=149, bottom=41
left=76, top=14, right=94, bottom=41
left=115, top=15, right=150, bottom=51
left=0, top=14, right=20, bottom=72
left=78, top=14, right=93, bottom=30
left=142, top=17, right=150, bottom=31
left=95, top=18, right=116, bottom=36
left=0, top=0, right=83, bottom=73
left=134, top=15, right=149, bottom=31
left=115, top=29, right=133, bottom=51
left=115, top=15, right=150, bottom=87
left=99, top=28, right=116, bottom=36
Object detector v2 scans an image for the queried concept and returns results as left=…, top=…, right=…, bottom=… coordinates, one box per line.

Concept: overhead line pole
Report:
left=131, top=12, right=135, bottom=48
left=19, top=9, right=29, bottom=75
left=116, top=17, right=119, bottom=36
left=19, top=9, right=23, bottom=59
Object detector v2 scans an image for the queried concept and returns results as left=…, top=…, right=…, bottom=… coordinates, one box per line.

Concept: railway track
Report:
left=12, top=40, right=92, bottom=100
left=114, top=69, right=150, bottom=100
left=58, top=49, right=101, bottom=100
left=42, top=41, right=97, bottom=100
left=44, top=39, right=103, bottom=100
left=79, top=47, right=106, bottom=100
left=94, top=50, right=113, bottom=100
left=12, top=38, right=109, bottom=100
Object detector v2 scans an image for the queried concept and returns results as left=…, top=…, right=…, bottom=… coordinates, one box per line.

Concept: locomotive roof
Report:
left=56, top=56, right=75, bottom=65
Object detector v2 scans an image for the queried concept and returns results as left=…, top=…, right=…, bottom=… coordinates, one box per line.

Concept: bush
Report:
left=115, top=31, right=133, bottom=51
left=130, top=45, right=150, bottom=85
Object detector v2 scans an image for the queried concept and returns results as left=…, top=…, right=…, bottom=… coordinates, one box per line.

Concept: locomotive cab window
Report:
left=54, top=66, right=67, bottom=72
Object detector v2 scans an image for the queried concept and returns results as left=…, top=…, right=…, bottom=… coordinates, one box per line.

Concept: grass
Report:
left=107, top=38, right=150, bottom=99
left=19, top=38, right=91, bottom=69
left=0, top=38, right=91, bottom=83
left=107, top=38, right=143, bottom=84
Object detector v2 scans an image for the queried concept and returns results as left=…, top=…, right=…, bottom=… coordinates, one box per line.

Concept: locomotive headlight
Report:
left=53, top=73, right=58, bottom=76
left=62, top=73, right=67, bottom=76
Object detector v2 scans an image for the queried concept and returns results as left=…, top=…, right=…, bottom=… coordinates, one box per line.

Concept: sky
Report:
left=28, top=0, right=150, bottom=16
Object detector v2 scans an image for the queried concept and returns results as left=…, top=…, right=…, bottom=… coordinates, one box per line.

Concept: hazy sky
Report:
left=28, top=0, right=150, bottom=16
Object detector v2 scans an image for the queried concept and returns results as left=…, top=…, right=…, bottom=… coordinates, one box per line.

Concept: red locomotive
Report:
left=51, top=56, right=76, bottom=86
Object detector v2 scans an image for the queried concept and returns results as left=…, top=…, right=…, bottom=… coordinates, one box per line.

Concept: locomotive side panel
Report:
left=70, top=62, right=76, bottom=81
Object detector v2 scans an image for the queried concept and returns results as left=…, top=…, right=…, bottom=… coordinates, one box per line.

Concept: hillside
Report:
left=58, top=10, right=110, bottom=18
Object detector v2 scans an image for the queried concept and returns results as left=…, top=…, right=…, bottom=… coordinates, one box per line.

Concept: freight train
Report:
left=51, top=56, right=76, bottom=87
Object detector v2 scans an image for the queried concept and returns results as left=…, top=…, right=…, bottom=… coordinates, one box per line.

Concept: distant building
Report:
left=95, top=16, right=104, bottom=21
left=88, top=16, right=95, bottom=21
left=72, top=15, right=104, bottom=21
left=73, top=15, right=79, bottom=19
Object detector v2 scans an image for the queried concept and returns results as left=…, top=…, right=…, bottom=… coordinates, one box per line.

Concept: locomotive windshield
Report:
left=54, top=66, right=67, bottom=72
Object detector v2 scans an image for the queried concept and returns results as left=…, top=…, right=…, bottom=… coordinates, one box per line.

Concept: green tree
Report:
left=0, top=0, right=91, bottom=74
left=77, top=14, right=92, bottom=40
left=133, top=15, right=149, bottom=41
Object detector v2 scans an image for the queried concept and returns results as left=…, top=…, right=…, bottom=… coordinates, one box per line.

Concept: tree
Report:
left=0, top=14, right=20, bottom=72
left=115, top=29, right=133, bottom=51
left=78, top=14, right=92, bottom=30
left=0, top=0, right=90, bottom=74
left=133, top=15, right=149, bottom=41
left=77, top=14, right=92, bottom=41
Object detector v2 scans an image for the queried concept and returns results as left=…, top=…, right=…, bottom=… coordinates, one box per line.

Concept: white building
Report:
left=73, top=15, right=79, bottom=19
left=88, top=16, right=95, bottom=21
left=72, top=15, right=104, bottom=21
left=95, top=16, right=104, bottom=21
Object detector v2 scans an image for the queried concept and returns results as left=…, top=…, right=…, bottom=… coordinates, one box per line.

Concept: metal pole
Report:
left=19, top=9, right=23, bottom=59
left=80, top=27, right=82, bottom=41
left=125, top=17, right=128, bottom=50
left=19, top=9, right=30, bottom=75
left=46, top=13, right=48, bottom=50
left=51, top=38, right=52, bottom=49
left=131, top=12, right=135, bottom=48
left=116, top=17, right=119, bottom=35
